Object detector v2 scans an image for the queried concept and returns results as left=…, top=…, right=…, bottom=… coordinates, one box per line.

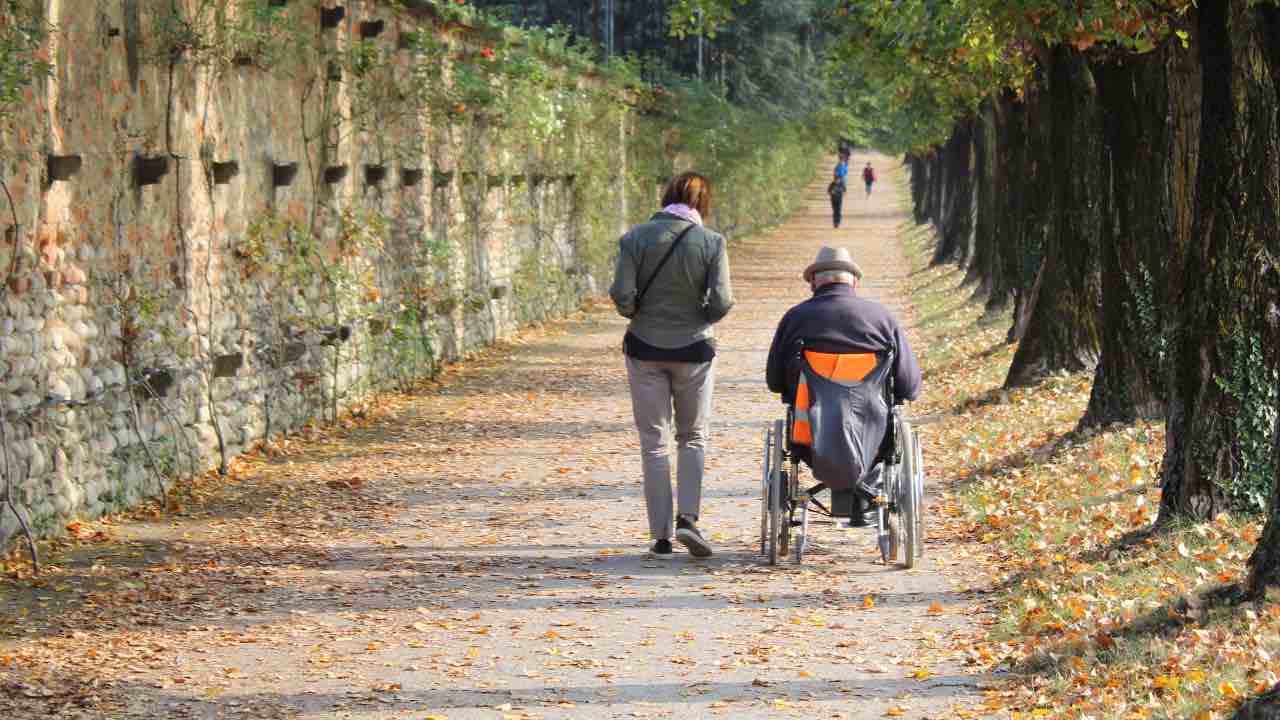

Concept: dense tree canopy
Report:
left=465, top=0, right=833, bottom=121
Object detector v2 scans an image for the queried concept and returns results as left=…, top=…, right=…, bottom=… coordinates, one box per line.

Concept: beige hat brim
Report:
left=803, top=259, right=864, bottom=281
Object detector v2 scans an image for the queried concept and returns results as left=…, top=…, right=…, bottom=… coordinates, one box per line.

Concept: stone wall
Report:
left=0, top=0, right=634, bottom=544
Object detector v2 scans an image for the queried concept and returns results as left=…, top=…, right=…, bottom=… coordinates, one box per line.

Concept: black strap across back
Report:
left=634, top=222, right=698, bottom=310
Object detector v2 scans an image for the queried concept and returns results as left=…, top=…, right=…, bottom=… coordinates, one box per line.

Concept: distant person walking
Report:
left=862, top=162, right=877, bottom=197
left=609, top=172, right=735, bottom=560
left=829, top=151, right=849, bottom=229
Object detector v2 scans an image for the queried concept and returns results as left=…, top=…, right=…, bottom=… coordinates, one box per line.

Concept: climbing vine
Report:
left=1215, top=331, right=1280, bottom=512
left=0, top=0, right=825, bottom=560
left=144, top=0, right=309, bottom=71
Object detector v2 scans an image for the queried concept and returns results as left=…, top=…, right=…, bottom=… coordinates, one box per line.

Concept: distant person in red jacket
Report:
left=862, top=163, right=876, bottom=197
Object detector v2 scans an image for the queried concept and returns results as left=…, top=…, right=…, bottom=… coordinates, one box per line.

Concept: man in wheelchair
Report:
left=765, top=246, right=921, bottom=527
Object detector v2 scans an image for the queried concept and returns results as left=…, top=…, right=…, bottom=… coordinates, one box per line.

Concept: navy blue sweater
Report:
left=765, top=283, right=922, bottom=404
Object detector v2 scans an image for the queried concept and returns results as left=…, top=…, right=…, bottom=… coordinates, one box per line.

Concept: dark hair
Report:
left=661, top=172, right=712, bottom=218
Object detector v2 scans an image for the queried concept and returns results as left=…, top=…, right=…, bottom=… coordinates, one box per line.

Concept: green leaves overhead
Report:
left=820, top=0, right=1197, bottom=152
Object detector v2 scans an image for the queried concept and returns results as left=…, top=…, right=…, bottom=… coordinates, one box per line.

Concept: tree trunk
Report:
left=1244, top=4, right=1280, bottom=600
left=987, top=90, right=1024, bottom=324
left=1005, top=46, right=1103, bottom=387
left=920, top=149, right=942, bottom=226
left=927, top=150, right=943, bottom=226
left=591, top=0, right=600, bottom=48
left=965, top=97, right=1002, bottom=298
left=1007, top=57, right=1055, bottom=345
left=908, top=153, right=928, bottom=225
left=1248, top=419, right=1280, bottom=595
left=955, top=120, right=979, bottom=272
left=932, top=121, right=975, bottom=267
left=1081, top=26, right=1201, bottom=428
left=1158, top=0, right=1280, bottom=525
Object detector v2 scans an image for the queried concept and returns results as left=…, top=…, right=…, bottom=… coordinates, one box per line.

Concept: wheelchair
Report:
left=760, top=345, right=925, bottom=567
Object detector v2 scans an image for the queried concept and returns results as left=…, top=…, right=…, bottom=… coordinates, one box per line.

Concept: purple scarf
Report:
left=662, top=203, right=703, bottom=226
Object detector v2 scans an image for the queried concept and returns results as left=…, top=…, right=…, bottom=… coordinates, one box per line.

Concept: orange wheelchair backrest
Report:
left=792, top=350, right=879, bottom=446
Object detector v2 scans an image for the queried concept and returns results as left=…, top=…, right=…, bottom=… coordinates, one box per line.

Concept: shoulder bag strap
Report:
left=634, top=222, right=698, bottom=310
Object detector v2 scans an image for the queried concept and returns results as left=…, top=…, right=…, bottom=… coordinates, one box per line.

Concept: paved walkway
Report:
left=1, top=154, right=987, bottom=719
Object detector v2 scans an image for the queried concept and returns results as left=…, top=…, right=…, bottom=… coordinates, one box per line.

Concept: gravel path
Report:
left=1, top=154, right=989, bottom=720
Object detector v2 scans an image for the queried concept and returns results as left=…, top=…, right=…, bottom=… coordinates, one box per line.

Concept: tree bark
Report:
left=908, top=153, right=928, bottom=225
left=920, top=149, right=942, bottom=226
left=1242, top=5, right=1280, bottom=596
left=931, top=121, right=975, bottom=267
left=1248, top=418, right=1280, bottom=595
left=965, top=97, right=1002, bottom=299
left=1081, top=25, right=1201, bottom=428
left=1007, top=57, right=1056, bottom=345
left=1005, top=46, right=1103, bottom=387
left=1158, top=0, right=1280, bottom=525
left=987, top=90, right=1024, bottom=325
left=927, top=149, right=943, bottom=226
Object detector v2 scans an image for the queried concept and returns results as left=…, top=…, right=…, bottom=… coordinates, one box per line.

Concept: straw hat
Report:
left=803, top=246, right=864, bottom=282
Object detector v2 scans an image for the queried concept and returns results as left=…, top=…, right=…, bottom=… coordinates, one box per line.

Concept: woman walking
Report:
left=609, top=172, right=735, bottom=559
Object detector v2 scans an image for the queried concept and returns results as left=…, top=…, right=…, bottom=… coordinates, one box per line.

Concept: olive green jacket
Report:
left=608, top=212, right=735, bottom=349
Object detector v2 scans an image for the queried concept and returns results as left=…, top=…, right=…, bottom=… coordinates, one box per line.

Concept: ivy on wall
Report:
left=0, top=0, right=823, bottom=559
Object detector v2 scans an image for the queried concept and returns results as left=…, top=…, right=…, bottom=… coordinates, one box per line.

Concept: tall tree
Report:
left=1004, top=45, right=1103, bottom=386
left=1158, top=0, right=1280, bottom=524
left=964, top=97, right=1005, bottom=302
left=930, top=120, right=976, bottom=268
left=1080, top=26, right=1201, bottom=428
left=1244, top=3, right=1280, bottom=599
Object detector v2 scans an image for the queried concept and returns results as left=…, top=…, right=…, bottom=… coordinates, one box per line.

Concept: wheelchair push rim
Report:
left=897, top=416, right=920, bottom=569
left=766, top=419, right=786, bottom=565
left=913, top=427, right=926, bottom=552
left=760, top=425, right=773, bottom=557
left=793, top=459, right=808, bottom=563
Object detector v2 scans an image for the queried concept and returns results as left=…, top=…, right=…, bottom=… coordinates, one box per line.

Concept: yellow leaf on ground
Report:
left=863, top=595, right=875, bottom=609
left=886, top=706, right=907, bottom=717
left=1153, top=675, right=1180, bottom=691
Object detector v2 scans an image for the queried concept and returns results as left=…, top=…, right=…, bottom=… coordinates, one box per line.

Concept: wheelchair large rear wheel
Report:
left=760, top=425, right=774, bottom=557
left=912, top=427, right=926, bottom=551
left=881, top=464, right=902, bottom=565
left=778, top=472, right=791, bottom=559
left=793, top=460, right=808, bottom=563
left=898, top=418, right=920, bottom=569
left=767, top=419, right=786, bottom=565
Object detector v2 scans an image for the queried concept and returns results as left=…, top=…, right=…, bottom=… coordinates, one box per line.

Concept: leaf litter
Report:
left=0, top=167, right=993, bottom=719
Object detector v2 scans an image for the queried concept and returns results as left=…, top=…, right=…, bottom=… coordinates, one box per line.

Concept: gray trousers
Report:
left=625, top=356, right=715, bottom=540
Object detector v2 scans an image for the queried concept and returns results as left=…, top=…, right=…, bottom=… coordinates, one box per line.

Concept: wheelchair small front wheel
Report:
left=794, top=491, right=809, bottom=563
left=877, top=506, right=893, bottom=565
